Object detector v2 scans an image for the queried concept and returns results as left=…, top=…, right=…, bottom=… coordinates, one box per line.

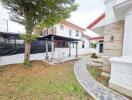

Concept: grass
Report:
left=87, top=65, right=110, bottom=86
left=0, top=60, right=93, bottom=100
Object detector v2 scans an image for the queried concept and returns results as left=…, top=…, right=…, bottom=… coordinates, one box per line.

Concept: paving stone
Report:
left=99, top=95, right=105, bottom=100
left=74, top=58, right=129, bottom=100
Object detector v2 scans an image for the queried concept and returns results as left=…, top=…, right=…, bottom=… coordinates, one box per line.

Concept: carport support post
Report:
left=51, top=36, right=54, bottom=62
left=14, top=36, right=16, bottom=48
left=76, top=41, right=78, bottom=58
left=45, top=38, right=48, bottom=60
left=69, top=41, right=71, bottom=57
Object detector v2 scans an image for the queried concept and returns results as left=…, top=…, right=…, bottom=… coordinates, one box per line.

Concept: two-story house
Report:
left=37, top=20, right=91, bottom=59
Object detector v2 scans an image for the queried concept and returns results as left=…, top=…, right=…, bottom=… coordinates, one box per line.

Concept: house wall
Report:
left=0, top=48, right=96, bottom=66
left=80, top=36, right=90, bottom=49
left=115, top=0, right=127, bottom=5
left=92, top=0, right=126, bottom=30
left=41, top=23, right=90, bottom=49
left=92, top=0, right=118, bottom=30
left=91, top=0, right=125, bottom=75
left=55, top=23, right=82, bottom=39
left=103, top=20, right=124, bottom=74
left=0, top=3, right=25, bottom=33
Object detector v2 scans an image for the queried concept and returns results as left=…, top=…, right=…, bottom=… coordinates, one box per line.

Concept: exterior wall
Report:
left=0, top=18, right=8, bottom=32
left=92, top=0, right=117, bottom=30
left=115, top=0, right=127, bottom=5
left=104, top=0, right=117, bottom=25
left=42, top=23, right=90, bottom=49
left=92, top=0, right=125, bottom=30
left=0, top=3, right=25, bottom=33
left=103, top=20, right=124, bottom=73
left=42, top=24, right=82, bottom=40
left=54, top=48, right=94, bottom=58
left=91, top=0, right=132, bottom=96
left=55, top=24, right=82, bottom=39
left=0, top=48, right=96, bottom=66
left=109, top=1, right=132, bottom=97
left=79, top=36, right=90, bottom=49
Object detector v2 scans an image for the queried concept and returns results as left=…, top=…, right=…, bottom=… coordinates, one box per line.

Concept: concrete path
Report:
left=74, top=58, right=129, bottom=100
left=43, top=56, right=80, bottom=65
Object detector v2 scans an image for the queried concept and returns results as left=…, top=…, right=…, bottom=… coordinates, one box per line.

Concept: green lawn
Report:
left=87, top=65, right=110, bottom=86
left=0, top=61, right=93, bottom=100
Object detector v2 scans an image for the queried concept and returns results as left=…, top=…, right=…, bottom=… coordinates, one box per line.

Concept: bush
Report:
left=91, top=53, right=97, bottom=58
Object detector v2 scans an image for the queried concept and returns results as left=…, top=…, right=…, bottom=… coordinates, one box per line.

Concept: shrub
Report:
left=91, top=53, right=97, bottom=58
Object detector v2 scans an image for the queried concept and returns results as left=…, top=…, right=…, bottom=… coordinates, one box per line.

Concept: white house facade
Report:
left=39, top=20, right=92, bottom=59
left=88, top=0, right=132, bottom=97
left=0, top=3, right=25, bottom=33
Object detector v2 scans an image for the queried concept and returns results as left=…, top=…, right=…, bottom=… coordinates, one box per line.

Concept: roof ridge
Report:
left=87, top=13, right=105, bottom=29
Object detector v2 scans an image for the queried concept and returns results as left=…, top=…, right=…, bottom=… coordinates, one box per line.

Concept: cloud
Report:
left=66, top=0, right=105, bottom=37
left=67, top=0, right=105, bottom=28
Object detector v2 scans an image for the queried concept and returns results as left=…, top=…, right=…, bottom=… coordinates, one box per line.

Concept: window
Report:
left=82, top=41, right=85, bottom=48
left=76, top=31, right=79, bottom=37
left=110, top=36, right=114, bottom=42
left=46, top=29, right=48, bottom=35
left=56, top=41, right=68, bottom=48
left=60, top=24, right=64, bottom=30
left=69, top=29, right=72, bottom=36
left=43, top=30, right=46, bottom=36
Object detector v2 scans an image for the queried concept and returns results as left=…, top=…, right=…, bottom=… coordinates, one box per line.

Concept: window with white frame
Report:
left=76, top=31, right=79, bottom=37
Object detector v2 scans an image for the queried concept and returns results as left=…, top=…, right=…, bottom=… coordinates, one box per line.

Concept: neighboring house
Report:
left=41, top=20, right=88, bottom=48
left=87, top=0, right=132, bottom=97
left=89, top=36, right=104, bottom=54
left=0, top=3, right=25, bottom=33
left=36, top=20, right=92, bottom=58
left=87, top=13, right=105, bottom=54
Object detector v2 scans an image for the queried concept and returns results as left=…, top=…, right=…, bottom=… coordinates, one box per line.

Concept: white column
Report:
left=69, top=41, right=71, bottom=57
left=45, top=38, right=48, bottom=60
left=51, top=36, right=54, bottom=61
left=96, top=41, right=99, bottom=53
left=122, top=10, right=132, bottom=58
left=76, top=41, right=78, bottom=58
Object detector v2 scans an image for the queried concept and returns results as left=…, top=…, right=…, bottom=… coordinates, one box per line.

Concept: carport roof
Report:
left=38, top=34, right=80, bottom=41
left=0, top=32, right=80, bottom=41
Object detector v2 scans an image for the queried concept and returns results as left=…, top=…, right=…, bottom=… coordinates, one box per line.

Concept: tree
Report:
left=1, top=0, right=78, bottom=65
left=90, top=42, right=97, bottom=49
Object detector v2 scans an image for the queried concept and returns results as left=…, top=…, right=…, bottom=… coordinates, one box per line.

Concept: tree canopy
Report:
left=1, top=0, right=78, bottom=28
left=1, top=0, right=78, bottom=64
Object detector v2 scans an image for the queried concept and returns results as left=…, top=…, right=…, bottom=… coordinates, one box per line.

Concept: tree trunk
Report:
left=24, top=20, right=33, bottom=64
left=24, top=40, right=31, bottom=62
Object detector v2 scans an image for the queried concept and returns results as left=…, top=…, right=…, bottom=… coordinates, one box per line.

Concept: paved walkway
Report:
left=74, top=58, right=129, bottom=100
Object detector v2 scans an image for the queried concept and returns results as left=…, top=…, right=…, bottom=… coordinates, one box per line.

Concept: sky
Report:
left=0, top=0, right=105, bottom=37
left=68, top=0, right=105, bottom=28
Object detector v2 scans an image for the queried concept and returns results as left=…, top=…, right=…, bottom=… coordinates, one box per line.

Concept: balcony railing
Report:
left=42, top=27, right=56, bottom=37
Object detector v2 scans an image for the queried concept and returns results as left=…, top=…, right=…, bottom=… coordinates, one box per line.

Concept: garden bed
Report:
left=87, top=65, right=110, bottom=86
